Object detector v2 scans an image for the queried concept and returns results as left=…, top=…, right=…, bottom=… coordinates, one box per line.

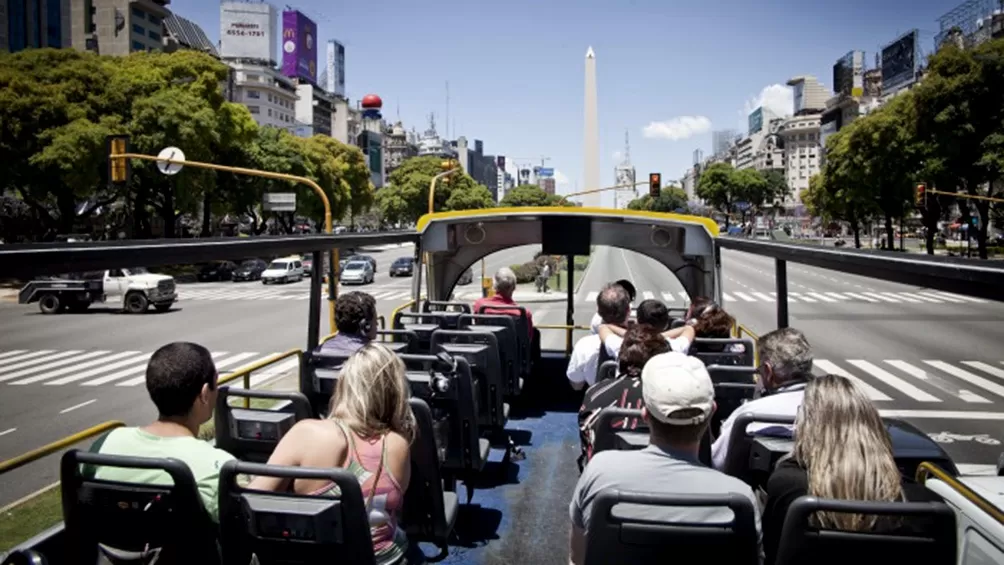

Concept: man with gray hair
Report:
left=473, top=266, right=535, bottom=337
left=567, top=283, right=632, bottom=390
left=711, top=327, right=814, bottom=470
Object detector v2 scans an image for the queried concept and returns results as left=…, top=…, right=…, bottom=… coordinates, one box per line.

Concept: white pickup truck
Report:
left=19, top=268, right=178, bottom=314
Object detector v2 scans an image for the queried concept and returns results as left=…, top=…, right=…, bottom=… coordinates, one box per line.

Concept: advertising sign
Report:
left=881, top=30, right=919, bottom=93
left=537, top=167, right=554, bottom=178
left=264, top=192, right=296, bottom=212
left=748, top=107, right=764, bottom=135
left=325, top=40, right=346, bottom=97
left=833, top=50, right=865, bottom=97
left=281, top=10, right=317, bottom=83
left=220, top=2, right=277, bottom=63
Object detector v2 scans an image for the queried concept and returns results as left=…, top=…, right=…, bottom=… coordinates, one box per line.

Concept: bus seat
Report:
left=423, top=300, right=472, bottom=314
left=584, top=489, right=759, bottom=565
left=0, top=549, right=47, bottom=565
left=597, top=360, right=618, bottom=383
left=304, top=350, right=351, bottom=417
left=60, top=449, right=220, bottom=565
left=458, top=313, right=521, bottom=397
left=403, top=398, right=459, bottom=560
left=589, top=407, right=712, bottom=466
left=721, top=412, right=798, bottom=486
left=399, top=353, right=490, bottom=479
left=706, top=365, right=757, bottom=437
left=394, top=312, right=456, bottom=351
left=774, top=496, right=957, bottom=565
left=691, top=338, right=755, bottom=366
left=213, top=387, right=312, bottom=462
left=218, top=461, right=376, bottom=565
left=475, top=304, right=531, bottom=377
left=375, top=329, right=420, bottom=353
left=431, top=329, right=508, bottom=430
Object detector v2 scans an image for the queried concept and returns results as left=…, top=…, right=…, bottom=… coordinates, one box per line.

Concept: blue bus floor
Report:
left=423, top=409, right=581, bottom=565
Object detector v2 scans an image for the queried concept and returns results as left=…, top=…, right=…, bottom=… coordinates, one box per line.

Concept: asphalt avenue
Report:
left=1, top=242, right=1002, bottom=506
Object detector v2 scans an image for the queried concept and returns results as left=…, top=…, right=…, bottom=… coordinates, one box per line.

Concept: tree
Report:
left=814, top=128, right=877, bottom=248
left=500, top=184, right=551, bottom=207
left=626, top=187, right=688, bottom=213
left=377, top=156, right=495, bottom=224
left=695, top=162, right=737, bottom=229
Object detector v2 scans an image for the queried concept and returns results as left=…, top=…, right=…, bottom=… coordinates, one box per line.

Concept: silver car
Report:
left=340, top=261, right=374, bottom=285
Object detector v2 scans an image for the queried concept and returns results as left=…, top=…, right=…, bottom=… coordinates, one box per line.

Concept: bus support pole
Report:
left=775, top=259, right=789, bottom=329
left=566, top=253, right=574, bottom=356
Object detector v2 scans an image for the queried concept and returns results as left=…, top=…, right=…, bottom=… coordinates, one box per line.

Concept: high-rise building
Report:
left=228, top=60, right=298, bottom=130
left=324, top=39, right=345, bottom=98
left=780, top=112, right=823, bottom=202
left=3, top=0, right=71, bottom=53
left=788, top=75, right=829, bottom=115
left=219, top=1, right=277, bottom=65
left=295, top=82, right=334, bottom=137
left=582, top=47, right=600, bottom=206
left=71, top=0, right=170, bottom=56
left=711, top=130, right=738, bottom=156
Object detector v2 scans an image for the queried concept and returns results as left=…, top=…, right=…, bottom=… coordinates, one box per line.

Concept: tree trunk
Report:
left=976, top=199, right=989, bottom=260
left=201, top=190, right=212, bottom=237
left=161, top=188, right=176, bottom=239
left=884, top=214, right=895, bottom=252
left=850, top=211, right=862, bottom=248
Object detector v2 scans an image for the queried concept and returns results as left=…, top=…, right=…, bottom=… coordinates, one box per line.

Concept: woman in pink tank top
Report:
left=249, top=343, right=416, bottom=565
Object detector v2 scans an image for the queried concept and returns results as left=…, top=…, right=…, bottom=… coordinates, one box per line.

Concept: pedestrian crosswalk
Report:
left=177, top=287, right=414, bottom=302
left=582, top=289, right=987, bottom=305
left=3, top=348, right=1004, bottom=408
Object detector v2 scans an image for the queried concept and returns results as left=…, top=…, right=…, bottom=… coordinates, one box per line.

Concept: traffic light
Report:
left=107, top=135, right=131, bottom=186
left=441, top=159, right=458, bottom=171
left=649, top=173, right=661, bottom=198
left=915, top=183, right=926, bottom=207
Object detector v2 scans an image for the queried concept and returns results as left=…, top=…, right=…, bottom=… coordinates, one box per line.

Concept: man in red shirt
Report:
left=472, top=266, right=534, bottom=336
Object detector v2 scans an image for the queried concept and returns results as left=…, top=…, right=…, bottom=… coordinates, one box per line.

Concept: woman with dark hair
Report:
left=576, top=324, right=670, bottom=471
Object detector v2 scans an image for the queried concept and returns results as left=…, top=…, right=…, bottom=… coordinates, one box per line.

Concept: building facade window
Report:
left=147, top=14, right=161, bottom=25
left=132, top=40, right=145, bottom=51
left=148, top=30, right=160, bottom=41
left=248, top=106, right=260, bottom=114
left=132, top=6, right=144, bottom=19
left=46, top=0, right=62, bottom=47
left=246, top=90, right=260, bottom=99
left=132, top=23, right=145, bottom=35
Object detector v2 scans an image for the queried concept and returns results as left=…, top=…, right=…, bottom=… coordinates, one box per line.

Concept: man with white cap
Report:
left=568, top=352, right=762, bottom=564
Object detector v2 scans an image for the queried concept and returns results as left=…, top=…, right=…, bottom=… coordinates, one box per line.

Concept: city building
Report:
left=681, top=166, right=699, bottom=201
left=735, top=106, right=784, bottom=171
left=539, top=177, right=556, bottom=196
left=295, top=81, right=334, bottom=137
left=3, top=0, right=71, bottom=52
left=227, top=60, right=297, bottom=130
left=416, top=115, right=454, bottom=158
left=455, top=138, right=498, bottom=201
left=163, top=13, right=215, bottom=55
left=936, top=0, right=1004, bottom=48
left=383, top=121, right=418, bottom=174
left=787, top=75, right=829, bottom=115
left=71, top=0, right=170, bottom=56
left=779, top=112, right=823, bottom=201
left=821, top=51, right=883, bottom=157
left=711, top=129, right=738, bottom=157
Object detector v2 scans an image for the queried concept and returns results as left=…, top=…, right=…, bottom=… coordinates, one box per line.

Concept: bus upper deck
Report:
left=1, top=208, right=1004, bottom=565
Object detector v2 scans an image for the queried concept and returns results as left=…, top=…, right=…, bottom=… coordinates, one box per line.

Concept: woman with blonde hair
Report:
left=249, top=343, right=416, bottom=564
left=761, top=374, right=940, bottom=564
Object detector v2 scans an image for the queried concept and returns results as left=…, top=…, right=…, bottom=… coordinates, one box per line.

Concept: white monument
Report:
left=583, top=46, right=600, bottom=207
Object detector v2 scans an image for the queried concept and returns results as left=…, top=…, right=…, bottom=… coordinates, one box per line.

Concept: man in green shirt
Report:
left=92, top=342, right=234, bottom=521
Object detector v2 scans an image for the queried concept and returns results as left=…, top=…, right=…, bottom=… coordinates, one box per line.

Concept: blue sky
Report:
left=173, top=0, right=957, bottom=205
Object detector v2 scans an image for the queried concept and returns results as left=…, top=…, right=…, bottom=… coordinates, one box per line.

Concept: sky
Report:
left=173, top=0, right=961, bottom=205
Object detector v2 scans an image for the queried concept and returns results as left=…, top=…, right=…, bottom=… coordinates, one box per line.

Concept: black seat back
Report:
left=458, top=313, right=521, bottom=397
left=218, top=461, right=375, bottom=565
left=375, top=329, right=420, bottom=353
left=775, top=496, right=957, bottom=565
left=706, top=365, right=757, bottom=437
left=303, top=350, right=351, bottom=417
left=1, top=549, right=47, bottom=565
left=423, top=300, right=471, bottom=314
left=691, top=338, right=755, bottom=366
left=590, top=407, right=712, bottom=466
left=60, top=449, right=220, bottom=564
left=214, top=387, right=313, bottom=462
left=402, top=398, right=458, bottom=558
left=584, top=490, right=759, bottom=565
left=394, top=312, right=455, bottom=351
left=431, top=329, right=506, bottom=429
left=597, top=360, right=618, bottom=383
left=722, top=412, right=797, bottom=485
left=475, top=304, right=531, bottom=376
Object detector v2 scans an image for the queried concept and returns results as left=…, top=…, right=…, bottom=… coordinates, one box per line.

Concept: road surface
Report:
left=1, top=242, right=1002, bottom=507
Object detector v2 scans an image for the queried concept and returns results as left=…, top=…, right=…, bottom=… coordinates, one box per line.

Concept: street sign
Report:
left=264, top=192, right=297, bottom=212
left=537, top=167, right=554, bottom=178
left=735, top=201, right=751, bottom=211
left=156, top=147, right=185, bottom=176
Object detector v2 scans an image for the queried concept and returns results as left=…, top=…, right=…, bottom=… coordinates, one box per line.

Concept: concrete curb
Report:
left=455, top=291, right=568, bottom=304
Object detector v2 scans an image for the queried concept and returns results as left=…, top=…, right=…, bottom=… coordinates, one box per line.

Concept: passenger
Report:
left=596, top=298, right=696, bottom=356
left=576, top=324, right=670, bottom=471
left=711, top=327, right=813, bottom=470
left=762, top=374, right=943, bottom=565
left=687, top=297, right=744, bottom=352
left=589, top=279, right=636, bottom=332
left=473, top=266, right=534, bottom=337
left=248, top=343, right=415, bottom=565
left=89, top=342, right=235, bottom=521
left=569, top=352, right=762, bottom=565
left=321, top=291, right=378, bottom=355
left=567, top=283, right=631, bottom=390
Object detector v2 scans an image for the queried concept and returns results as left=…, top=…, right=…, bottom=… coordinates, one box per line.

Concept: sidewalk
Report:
left=455, top=282, right=569, bottom=303
left=0, top=288, right=17, bottom=302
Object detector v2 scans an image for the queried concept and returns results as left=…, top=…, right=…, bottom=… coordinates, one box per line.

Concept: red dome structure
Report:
left=361, top=94, right=383, bottom=109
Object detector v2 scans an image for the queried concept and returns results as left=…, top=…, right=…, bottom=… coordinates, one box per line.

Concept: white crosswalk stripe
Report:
left=175, top=285, right=413, bottom=302
left=3, top=350, right=1004, bottom=410
left=576, top=289, right=980, bottom=306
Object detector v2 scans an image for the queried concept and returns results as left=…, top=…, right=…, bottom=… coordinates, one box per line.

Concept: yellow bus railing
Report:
left=736, top=323, right=759, bottom=368
left=536, top=323, right=591, bottom=356
left=0, top=420, right=126, bottom=476
left=219, top=349, right=303, bottom=408
left=916, top=461, right=1004, bottom=524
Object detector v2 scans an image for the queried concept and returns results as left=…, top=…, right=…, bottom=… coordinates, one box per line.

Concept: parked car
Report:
left=341, top=261, right=374, bottom=285
left=458, top=268, right=474, bottom=285
left=261, top=257, right=304, bottom=284
left=232, top=259, right=267, bottom=282
left=300, top=256, right=313, bottom=275
left=389, top=256, right=414, bottom=277
left=197, top=261, right=236, bottom=282
left=347, top=254, right=377, bottom=272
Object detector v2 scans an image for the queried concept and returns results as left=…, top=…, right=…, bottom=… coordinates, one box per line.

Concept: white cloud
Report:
left=642, top=116, right=712, bottom=141
left=612, top=150, right=623, bottom=162
left=554, top=170, right=570, bottom=185
left=743, top=84, right=794, bottom=118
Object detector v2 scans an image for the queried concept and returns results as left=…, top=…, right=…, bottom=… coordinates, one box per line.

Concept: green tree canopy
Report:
left=627, top=187, right=688, bottom=213
left=499, top=184, right=572, bottom=207
left=376, top=156, right=495, bottom=224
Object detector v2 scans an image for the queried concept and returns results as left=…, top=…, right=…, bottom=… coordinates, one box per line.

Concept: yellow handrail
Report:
left=389, top=299, right=417, bottom=329
left=0, top=420, right=126, bottom=475
left=736, top=323, right=760, bottom=368
left=219, top=349, right=303, bottom=408
left=916, top=461, right=1004, bottom=524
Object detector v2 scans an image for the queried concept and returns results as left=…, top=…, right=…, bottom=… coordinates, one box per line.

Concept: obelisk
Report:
left=583, top=46, right=600, bottom=207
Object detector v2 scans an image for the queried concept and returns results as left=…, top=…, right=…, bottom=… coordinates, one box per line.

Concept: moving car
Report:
left=196, top=261, right=236, bottom=282
left=19, top=268, right=177, bottom=314
left=347, top=254, right=377, bottom=272
left=389, top=256, right=414, bottom=277
left=232, top=259, right=267, bottom=282
left=340, top=260, right=374, bottom=285
left=261, top=257, right=304, bottom=284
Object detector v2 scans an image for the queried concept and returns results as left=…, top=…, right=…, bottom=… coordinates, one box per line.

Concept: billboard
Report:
left=537, top=167, right=554, bottom=178
left=281, top=10, right=317, bottom=83
left=881, top=29, right=919, bottom=93
left=219, top=2, right=277, bottom=63
left=325, top=40, right=345, bottom=97
left=833, top=50, right=865, bottom=97
left=748, top=107, right=764, bottom=135
left=496, top=156, right=506, bottom=171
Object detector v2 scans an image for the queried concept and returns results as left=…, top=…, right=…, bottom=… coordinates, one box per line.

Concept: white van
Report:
left=261, top=257, right=304, bottom=284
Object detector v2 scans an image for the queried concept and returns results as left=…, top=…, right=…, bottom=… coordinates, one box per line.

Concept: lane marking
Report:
left=0, top=350, right=27, bottom=360
left=752, top=292, right=774, bottom=302
left=586, top=291, right=598, bottom=302
left=846, top=360, right=940, bottom=402
left=824, top=292, right=852, bottom=301
left=813, top=359, right=891, bottom=401
left=790, top=292, right=815, bottom=303
left=886, top=360, right=991, bottom=404
left=910, top=293, right=944, bottom=303
left=931, top=291, right=986, bottom=304
left=842, top=292, right=879, bottom=303
left=642, top=291, right=655, bottom=300
left=863, top=292, right=899, bottom=303
left=807, top=292, right=837, bottom=303
left=962, top=361, right=1004, bottom=383
left=885, top=292, right=922, bottom=303
left=0, top=350, right=57, bottom=371
left=59, top=399, right=97, bottom=414
left=721, top=292, right=735, bottom=302
left=0, top=428, right=15, bottom=437
left=956, top=464, right=1001, bottom=475
left=923, top=361, right=1004, bottom=399
left=920, top=292, right=963, bottom=303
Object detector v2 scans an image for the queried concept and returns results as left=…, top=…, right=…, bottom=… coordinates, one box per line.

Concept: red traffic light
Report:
left=649, top=173, right=661, bottom=198
left=915, top=183, right=926, bottom=207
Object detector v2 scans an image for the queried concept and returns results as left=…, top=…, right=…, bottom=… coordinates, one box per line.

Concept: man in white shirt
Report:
left=711, top=327, right=814, bottom=470
left=568, top=283, right=631, bottom=390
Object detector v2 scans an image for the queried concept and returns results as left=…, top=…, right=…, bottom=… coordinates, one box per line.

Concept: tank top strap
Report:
left=330, top=418, right=360, bottom=467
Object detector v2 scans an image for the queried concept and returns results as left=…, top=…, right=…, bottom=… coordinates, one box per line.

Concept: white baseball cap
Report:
left=641, top=352, right=715, bottom=425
